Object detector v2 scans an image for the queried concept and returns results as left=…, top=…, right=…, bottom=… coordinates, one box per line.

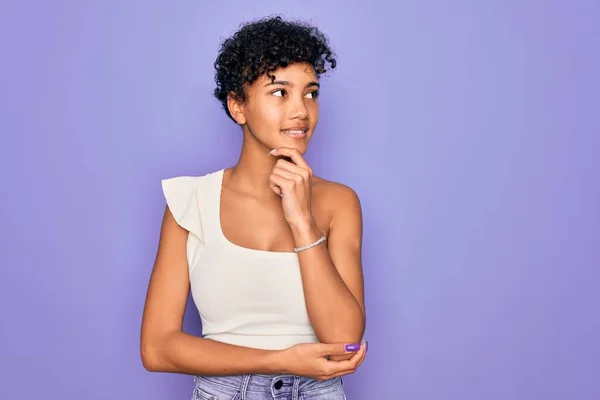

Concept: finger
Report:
left=349, top=340, right=367, bottom=366
left=272, top=167, right=304, bottom=185
left=268, top=172, right=285, bottom=197
left=275, top=158, right=313, bottom=178
left=317, top=342, right=361, bottom=357
left=270, top=147, right=311, bottom=171
left=355, top=342, right=367, bottom=366
left=316, top=358, right=361, bottom=382
left=269, top=181, right=282, bottom=197
left=269, top=173, right=294, bottom=195
left=319, top=353, right=365, bottom=381
left=331, top=354, right=363, bottom=373
left=323, top=342, right=366, bottom=369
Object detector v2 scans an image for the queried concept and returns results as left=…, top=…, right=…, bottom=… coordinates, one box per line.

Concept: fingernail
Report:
left=345, top=343, right=361, bottom=352
left=269, top=148, right=278, bottom=155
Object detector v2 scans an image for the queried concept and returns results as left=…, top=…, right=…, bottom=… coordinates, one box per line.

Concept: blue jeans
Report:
left=192, top=374, right=346, bottom=400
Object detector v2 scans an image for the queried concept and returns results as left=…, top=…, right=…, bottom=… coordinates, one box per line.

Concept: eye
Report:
left=305, top=90, right=320, bottom=99
left=272, top=89, right=286, bottom=97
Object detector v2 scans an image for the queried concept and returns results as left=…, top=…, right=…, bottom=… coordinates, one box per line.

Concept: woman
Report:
left=141, top=16, right=367, bottom=399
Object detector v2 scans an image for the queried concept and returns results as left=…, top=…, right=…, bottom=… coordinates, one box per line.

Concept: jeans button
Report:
left=274, top=379, right=283, bottom=389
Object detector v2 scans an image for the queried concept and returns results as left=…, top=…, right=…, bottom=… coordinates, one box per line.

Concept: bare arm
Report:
left=267, top=148, right=367, bottom=360
left=291, top=184, right=366, bottom=356
left=140, top=206, right=282, bottom=375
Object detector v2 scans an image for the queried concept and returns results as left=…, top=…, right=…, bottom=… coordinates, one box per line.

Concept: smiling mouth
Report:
left=281, top=127, right=308, bottom=139
left=281, top=127, right=308, bottom=135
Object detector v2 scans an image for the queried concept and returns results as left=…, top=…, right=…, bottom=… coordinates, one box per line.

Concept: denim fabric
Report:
left=191, top=374, right=346, bottom=400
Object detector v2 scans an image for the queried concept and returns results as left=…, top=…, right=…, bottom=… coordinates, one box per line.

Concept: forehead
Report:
left=254, top=62, right=317, bottom=85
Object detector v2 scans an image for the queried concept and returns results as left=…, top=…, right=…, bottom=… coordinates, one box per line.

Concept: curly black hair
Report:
left=213, top=16, right=336, bottom=121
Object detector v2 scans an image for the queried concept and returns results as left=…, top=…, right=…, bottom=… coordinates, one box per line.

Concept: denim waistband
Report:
left=194, top=373, right=343, bottom=397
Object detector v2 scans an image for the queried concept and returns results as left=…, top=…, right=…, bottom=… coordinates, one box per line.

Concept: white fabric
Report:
left=161, top=169, right=318, bottom=350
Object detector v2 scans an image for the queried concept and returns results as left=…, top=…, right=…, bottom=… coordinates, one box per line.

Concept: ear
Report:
left=227, top=93, right=246, bottom=125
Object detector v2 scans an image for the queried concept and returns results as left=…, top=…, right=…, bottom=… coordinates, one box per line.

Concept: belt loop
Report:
left=292, top=376, right=301, bottom=400
left=240, top=374, right=251, bottom=399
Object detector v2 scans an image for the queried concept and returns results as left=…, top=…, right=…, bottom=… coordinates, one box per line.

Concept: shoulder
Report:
left=313, top=175, right=361, bottom=202
left=312, top=175, right=362, bottom=218
left=313, top=176, right=363, bottom=249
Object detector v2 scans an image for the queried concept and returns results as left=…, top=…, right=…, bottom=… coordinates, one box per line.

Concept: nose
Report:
left=289, top=95, right=309, bottom=120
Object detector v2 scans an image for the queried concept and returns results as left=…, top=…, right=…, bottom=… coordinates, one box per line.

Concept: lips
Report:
left=281, top=127, right=308, bottom=135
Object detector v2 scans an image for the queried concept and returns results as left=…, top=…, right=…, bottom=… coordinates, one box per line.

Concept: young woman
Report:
left=141, top=16, right=367, bottom=399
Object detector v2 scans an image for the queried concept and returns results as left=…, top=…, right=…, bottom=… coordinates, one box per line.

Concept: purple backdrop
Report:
left=1, top=1, right=599, bottom=399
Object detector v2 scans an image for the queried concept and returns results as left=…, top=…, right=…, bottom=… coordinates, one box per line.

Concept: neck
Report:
left=228, top=129, right=280, bottom=197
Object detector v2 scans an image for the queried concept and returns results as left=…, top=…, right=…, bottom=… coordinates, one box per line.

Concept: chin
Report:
left=287, top=144, right=308, bottom=155
left=280, top=137, right=310, bottom=151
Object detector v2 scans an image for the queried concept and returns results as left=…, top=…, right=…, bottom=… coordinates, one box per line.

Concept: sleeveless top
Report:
left=161, top=169, right=319, bottom=350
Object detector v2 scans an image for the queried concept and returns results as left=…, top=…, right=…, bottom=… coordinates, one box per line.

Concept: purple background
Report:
left=1, top=1, right=599, bottom=399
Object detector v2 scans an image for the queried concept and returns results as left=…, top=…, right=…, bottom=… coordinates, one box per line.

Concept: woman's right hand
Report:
left=275, top=341, right=367, bottom=381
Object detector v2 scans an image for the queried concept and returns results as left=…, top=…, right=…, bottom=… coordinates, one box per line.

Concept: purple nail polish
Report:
left=345, top=343, right=360, bottom=352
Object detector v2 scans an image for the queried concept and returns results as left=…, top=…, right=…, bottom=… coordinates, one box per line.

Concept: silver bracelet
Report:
left=294, top=231, right=327, bottom=253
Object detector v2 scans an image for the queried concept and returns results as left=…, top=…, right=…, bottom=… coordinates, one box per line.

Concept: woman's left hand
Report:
left=268, top=147, right=314, bottom=227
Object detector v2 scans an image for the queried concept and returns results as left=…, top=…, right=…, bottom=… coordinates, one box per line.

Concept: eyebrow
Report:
left=264, top=80, right=320, bottom=89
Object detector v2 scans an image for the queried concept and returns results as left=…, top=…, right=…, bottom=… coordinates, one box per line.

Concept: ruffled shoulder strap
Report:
left=161, top=175, right=204, bottom=243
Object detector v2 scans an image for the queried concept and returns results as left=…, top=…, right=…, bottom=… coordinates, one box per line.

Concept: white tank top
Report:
left=161, top=169, right=319, bottom=350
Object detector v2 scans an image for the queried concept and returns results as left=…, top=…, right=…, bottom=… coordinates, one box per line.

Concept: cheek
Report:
left=245, top=102, right=275, bottom=127
left=257, top=103, right=285, bottom=126
left=309, top=102, right=319, bottom=123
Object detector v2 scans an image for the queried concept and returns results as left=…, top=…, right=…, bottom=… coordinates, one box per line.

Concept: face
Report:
left=228, top=62, right=320, bottom=154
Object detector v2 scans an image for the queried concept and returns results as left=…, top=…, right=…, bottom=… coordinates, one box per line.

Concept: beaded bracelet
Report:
left=294, top=231, right=327, bottom=253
